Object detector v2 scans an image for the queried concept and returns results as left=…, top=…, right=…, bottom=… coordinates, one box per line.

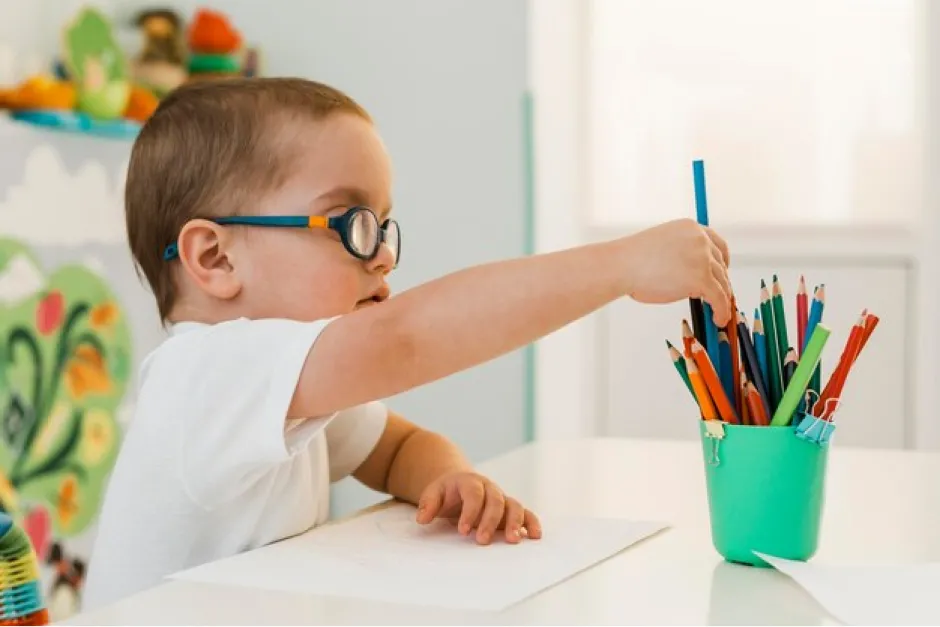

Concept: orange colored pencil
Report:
left=726, top=297, right=743, bottom=417
left=745, top=381, right=770, bottom=426
left=686, top=357, right=717, bottom=421
left=691, top=339, right=739, bottom=424
left=681, top=319, right=695, bottom=357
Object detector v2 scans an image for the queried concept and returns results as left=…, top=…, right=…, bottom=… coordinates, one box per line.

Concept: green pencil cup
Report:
left=699, top=420, right=829, bottom=567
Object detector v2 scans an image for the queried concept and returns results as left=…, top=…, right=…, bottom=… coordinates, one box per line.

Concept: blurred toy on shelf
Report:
left=62, top=7, right=131, bottom=120
left=0, top=7, right=154, bottom=139
left=0, top=5, right=262, bottom=139
left=186, top=8, right=248, bottom=83
left=131, top=8, right=188, bottom=98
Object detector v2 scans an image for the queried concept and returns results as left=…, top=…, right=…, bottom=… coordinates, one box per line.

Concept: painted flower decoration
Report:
left=33, top=402, right=71, bottom=458
left=0, top=472, right=18, bottom=514
left=36, top=291, right=65, bottom=335
left=89, top=302, right=119, bottom=329
left=22, top=505, right=51, bottom=560
left=80, top=409, right=114, bottom=466
left=56, top=475, right=79, bottom=530
left=65, top=344, right=111, bottom=400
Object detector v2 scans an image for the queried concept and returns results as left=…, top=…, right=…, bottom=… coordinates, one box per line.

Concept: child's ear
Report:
left=177, top=219, right=242, bottom=301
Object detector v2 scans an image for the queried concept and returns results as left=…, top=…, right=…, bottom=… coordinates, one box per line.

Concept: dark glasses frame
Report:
left=162, top=206, right=401, bottom=266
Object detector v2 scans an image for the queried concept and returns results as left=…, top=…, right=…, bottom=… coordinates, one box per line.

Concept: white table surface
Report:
left=64, top=437, right=940, bottom=625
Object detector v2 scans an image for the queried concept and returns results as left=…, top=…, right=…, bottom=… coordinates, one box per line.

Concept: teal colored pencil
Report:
left=805, top=285, right=826, bottom=398
left=754, top=309, right=769, bottom=390
left=771, top=325, right=831, bottom=426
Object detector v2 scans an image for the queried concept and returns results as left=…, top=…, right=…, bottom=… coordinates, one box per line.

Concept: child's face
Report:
left=229, top=113, right=396, bottom=321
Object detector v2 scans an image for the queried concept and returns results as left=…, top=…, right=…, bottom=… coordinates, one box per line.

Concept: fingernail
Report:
left=459, top=523, right=469, bottom=535
left=513, top=527, right=522, bottom=538
left=479, top=531, right=490, bottom=543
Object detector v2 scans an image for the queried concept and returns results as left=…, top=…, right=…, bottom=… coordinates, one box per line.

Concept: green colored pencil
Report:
left=760, top=280, right=782, bottom=410
left=771, top=325, right=831, bottom=426
left=666, top=340, right=695, bottom=399
left=771, top=275, right=790, bottom=378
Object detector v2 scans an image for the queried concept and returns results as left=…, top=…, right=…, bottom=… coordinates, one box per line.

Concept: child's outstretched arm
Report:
left=350, top=410, right=541, bottom=545
left=292, top=219, right=731, bottom=417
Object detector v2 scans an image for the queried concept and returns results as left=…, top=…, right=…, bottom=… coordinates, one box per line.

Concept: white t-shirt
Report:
left=82, top=318, right=388, bottom=611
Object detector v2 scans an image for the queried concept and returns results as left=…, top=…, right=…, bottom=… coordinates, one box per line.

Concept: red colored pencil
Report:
left=813, top=312, right=866, bottom=419
left=797, top=276, right=808, bottom=356
left=681, top=319, right=695, bottom=357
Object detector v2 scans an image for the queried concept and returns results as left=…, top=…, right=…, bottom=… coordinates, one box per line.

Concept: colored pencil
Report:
left=745, top=381, right=770, bottom=426
left=740, top=377, right=750, bottom=425
left=691, top=339, right=739, bottom=424
left=717, top=331, right=734, bottom=410
left=681, top=319, right=695, bottom=357
left=686, top=357, right=717, bottom=421
left=772, top=275, right=790, bottom=379
left=760, top=280, right=782, bottom=409
left=689, top=298, right=707, bottom=346
left=797, top=276, right=808, bottom=355
left=726, top=297, right=743, bottom=417
left=771, top=324, right=831, bottom=426
left=754, top=309, right=769, bottom=394
left=667, top=340, right=695, bottom=400
left=737, top=310, right=771, bottom=419
left=857, top=313, right=880, bottom=358
left=692, top=159, right=723, bottom=378
left=814, top=312, right=866, bottom=419
left=805, top=285, right=826, bottom=398
left=783, top=347, right=798, bottom=388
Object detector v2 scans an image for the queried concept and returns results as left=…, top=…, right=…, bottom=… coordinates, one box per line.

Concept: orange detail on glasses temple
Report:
left=308, top=216, right=328, bottom=228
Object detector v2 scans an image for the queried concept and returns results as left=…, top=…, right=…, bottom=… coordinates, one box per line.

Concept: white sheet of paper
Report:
left=170, top=504, right=667, bottom=612
left=758, top=553, right=940, bottom=626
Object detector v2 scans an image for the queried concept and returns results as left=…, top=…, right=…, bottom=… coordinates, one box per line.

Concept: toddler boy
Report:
left=84, top=77, right=731, bottom=609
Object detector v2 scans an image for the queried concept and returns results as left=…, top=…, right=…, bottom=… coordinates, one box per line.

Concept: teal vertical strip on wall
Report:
left=522, top=91, right=536, bottom=443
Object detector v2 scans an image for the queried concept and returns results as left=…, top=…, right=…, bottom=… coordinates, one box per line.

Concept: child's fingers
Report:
left=523, top=509, right=542, bottom=540
left=416, top=482, right=445, bottom=524
left=705, top=264, right=732, bottom=326
left=456, top=480, right=485, bottom=536
left=503, top=499, right=526, bottom=544
left=704, top=226, right=730, bottom=267
left=474, top=482, right=505, bottom=545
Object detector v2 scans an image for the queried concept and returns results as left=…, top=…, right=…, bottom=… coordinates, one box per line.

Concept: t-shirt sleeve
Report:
left=175, top=317, right=336, bottom=507
left=324, top=401, right=389, bottom=482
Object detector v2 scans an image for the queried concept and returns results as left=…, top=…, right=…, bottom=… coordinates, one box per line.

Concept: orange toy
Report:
left=187, top=9, right=242, bottom=54
left=122, top=85, right=159, bottom=122
left=0, top=76, right=75, bottom=111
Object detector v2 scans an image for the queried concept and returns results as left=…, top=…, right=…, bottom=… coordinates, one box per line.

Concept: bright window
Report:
left=587, top=0, right=924, bottom=226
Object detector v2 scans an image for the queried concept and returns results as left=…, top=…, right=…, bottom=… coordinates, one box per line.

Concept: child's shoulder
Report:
left=140, top=316, right=334, bottom=389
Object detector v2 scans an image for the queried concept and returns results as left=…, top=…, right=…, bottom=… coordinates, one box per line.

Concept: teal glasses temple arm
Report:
left=161, top=216, right=319, bottom=261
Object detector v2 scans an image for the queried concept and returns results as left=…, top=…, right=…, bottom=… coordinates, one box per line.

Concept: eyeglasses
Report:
left=162, top=206, right=401, bottom=267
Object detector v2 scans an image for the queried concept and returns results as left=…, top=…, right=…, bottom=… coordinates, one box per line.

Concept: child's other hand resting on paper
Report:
left=351, top=410, right=540, bottom=546
left=416, top=471, right=541, bottom=545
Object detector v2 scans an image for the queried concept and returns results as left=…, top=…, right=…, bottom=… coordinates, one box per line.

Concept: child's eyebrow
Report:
left=314, top=186, right=393, bottom=220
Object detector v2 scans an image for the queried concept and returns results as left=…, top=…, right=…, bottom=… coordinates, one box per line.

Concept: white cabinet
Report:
left=601, top=258, right=911, bottom=449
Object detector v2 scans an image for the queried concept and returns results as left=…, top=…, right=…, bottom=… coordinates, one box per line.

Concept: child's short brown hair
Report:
left=125, top=77, right=371, bottom=322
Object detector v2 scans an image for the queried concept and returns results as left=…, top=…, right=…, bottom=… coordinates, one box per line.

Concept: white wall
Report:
left=1, top=0, right=534, bottom=514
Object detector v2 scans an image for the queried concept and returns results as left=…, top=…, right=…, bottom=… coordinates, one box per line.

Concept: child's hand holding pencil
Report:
left=620, top=218, right=733, bottom=326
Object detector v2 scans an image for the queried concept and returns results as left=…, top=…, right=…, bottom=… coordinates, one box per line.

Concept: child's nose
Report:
left=366, top=241, right=396, bottom=275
